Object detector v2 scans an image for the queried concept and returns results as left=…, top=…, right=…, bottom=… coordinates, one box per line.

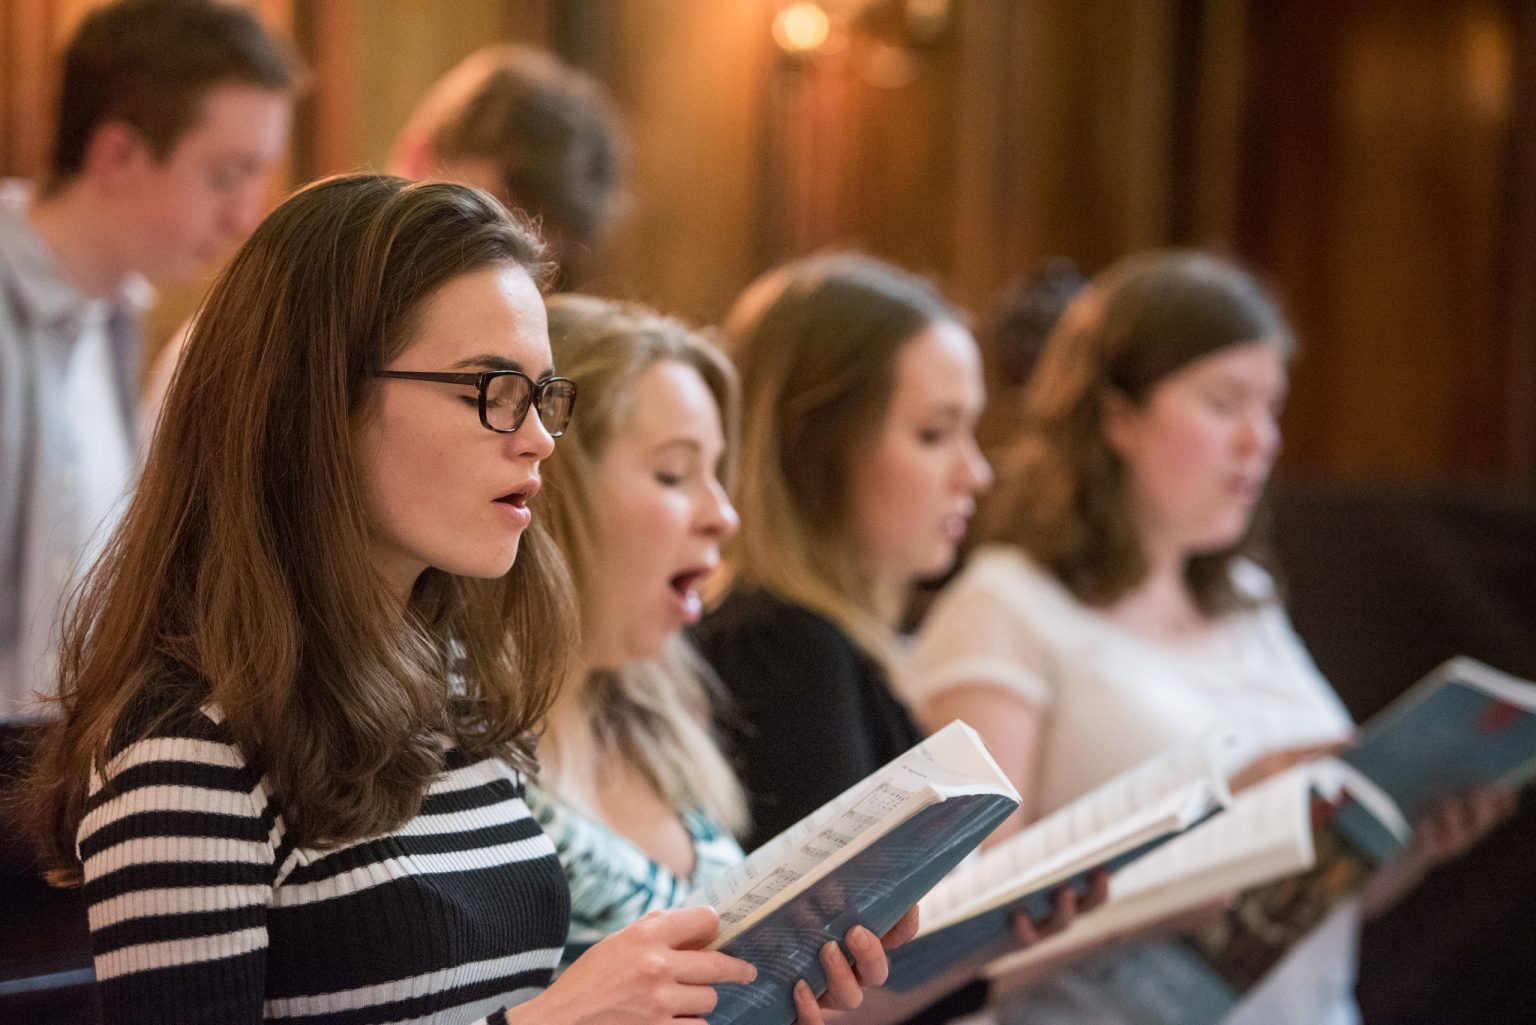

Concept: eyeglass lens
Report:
left=485, top=373, right=575, bottom=435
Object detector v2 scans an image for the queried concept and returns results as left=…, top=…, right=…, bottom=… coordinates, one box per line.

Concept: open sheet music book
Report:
left=981, top=758, right=1400, bottom=981
left=978, top=657, right=1536, bottom=1025
left=690, top=720, right=1019, bottom=1025
left=979, top=757, right=1406, bottom=1025
left=883, top=730, right=1242, bottom=991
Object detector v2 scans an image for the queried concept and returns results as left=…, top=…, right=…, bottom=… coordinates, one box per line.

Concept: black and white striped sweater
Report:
left=78, top=701, right=569, bottom=1025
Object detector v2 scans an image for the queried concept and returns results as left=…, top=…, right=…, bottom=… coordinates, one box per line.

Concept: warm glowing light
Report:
left=774, top=2, right=831, bottom=55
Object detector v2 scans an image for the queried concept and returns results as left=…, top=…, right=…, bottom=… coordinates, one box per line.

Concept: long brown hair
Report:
left=538, top=294, right=747, bottom=832
left=977, top=249, right=1293, bottom=613
left=721, top=252, right=963, bottom=669
left=24, top=174, right=578, bottom=882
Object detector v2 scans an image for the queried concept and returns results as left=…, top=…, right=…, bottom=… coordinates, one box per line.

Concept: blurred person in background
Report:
left=694, top=253, right=994, bottom=853
left=142, top=43, right=625, bottom=439
left=973, top=257, right=1087, bottom=458
left=695, top=253, right=1104, bottom=1023
left=0, top=0, right=299, bottom=723
left=899, top=249, right=1515, bottom=1025
left=390, top=44, right=627, bottom=291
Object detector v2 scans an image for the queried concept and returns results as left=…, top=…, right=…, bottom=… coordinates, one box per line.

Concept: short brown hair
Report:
left=49, top=0, right=301, bottom=183
left=25, top=175, right=576, bottom=881
left=978, top=249, right=1293, bottom=614
left=394, top=45, right=625, bottom=280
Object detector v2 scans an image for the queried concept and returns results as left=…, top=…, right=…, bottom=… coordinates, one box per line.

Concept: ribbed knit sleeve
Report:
left=75, top=700, right=568, bottom=1025
left=79, top=706, right=278, bottom=1024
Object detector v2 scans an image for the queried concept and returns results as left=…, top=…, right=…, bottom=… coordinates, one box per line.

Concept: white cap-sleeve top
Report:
left=903, top=545, right=1354, bottom=815
left=901, top=545, right=1363, bottom=1025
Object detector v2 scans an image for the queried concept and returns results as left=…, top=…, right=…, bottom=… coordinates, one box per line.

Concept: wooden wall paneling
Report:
left=761, top=42, right=857, bottom=260
left=999, top=3, right=1105, bottom=272
left=755, top=3, right=964, bottom=283
left=504, top=0, right=557, bottom=48
left=946, top=1, right=1014, bottom=313
left=292, top=0, right=552, bottom=184
left=1327, top=3, right=1511, bottom=480
left=290, top=0, right=359, bottom=183
left=1242, top=0, right=1517, bottom=483
left=951, top=1, right=1076, bottom=307
left=1117, top=0, right=1177, bottom=253
left=952, top=0, right=1199, bottom=456
left=1237, top=1, right=1344, bottom=479
left=1442, top=2, right=1516, bottom=479
left=834, top=11, right=962, bottom=283
left=0, top=0, right=96, bottom=182
left=351, top=0, right=518, bottom=173
left=1503, top=0, right=1536, bottom=483
left=1, top=0, right=53, bottom=180
left=598, top=0, right=775, bottom=325
left=1180, top=0, right=1249, bottom=249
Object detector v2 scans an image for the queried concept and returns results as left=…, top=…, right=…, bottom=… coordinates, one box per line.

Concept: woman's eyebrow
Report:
left=648, top=437, right=707, bottom=456
left=451, top=353, right=556, bottom=379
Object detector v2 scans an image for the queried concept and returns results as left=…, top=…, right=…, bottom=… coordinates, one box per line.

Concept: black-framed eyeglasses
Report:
left=375, top=370, right=577, bottom=436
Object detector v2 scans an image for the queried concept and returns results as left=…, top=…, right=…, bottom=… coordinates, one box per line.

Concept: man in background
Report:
left=0, top=0, right=300, bottom=720
left=389, top=44, right=628, bottom=289
left=143, top=43, right=627, bottom=431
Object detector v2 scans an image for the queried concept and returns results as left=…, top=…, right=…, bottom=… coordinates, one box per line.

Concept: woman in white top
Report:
left=899, top=250, right=1513, bottom=1025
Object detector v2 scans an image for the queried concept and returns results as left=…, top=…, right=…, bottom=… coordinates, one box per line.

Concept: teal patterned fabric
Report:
left=526, top=781, right=745, bottom=968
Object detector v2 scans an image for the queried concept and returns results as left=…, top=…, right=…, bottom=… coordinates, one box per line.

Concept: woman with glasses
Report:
left=526, top=294, right=912, bottom=1020
left=19, top=174, right=765, bottom=1025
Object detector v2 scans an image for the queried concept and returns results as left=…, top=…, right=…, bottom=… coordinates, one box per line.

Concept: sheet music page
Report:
left=1114, top=763, right=1316, bottom=900
left=918, top=733, right=1238, bottom=933
left=982, top=763, right=1321, bottom=979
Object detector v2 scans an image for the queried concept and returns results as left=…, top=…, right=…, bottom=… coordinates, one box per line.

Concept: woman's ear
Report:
left=1100, top=387, right=1140, bottom=461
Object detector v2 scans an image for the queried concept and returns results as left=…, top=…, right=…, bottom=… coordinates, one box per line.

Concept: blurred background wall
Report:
left=4, top=0, right=1532, bottom=488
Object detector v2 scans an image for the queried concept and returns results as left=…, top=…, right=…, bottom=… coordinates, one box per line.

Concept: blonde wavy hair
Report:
left=539, top=294, right=747, bottom=833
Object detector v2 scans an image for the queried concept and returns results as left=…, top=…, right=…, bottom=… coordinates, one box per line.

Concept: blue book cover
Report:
left=708, top=790, right=1016, bottom=1025
left=690, top=721, right=1020, bottom=1025
left=1343, top=656, right=1536, bottom=822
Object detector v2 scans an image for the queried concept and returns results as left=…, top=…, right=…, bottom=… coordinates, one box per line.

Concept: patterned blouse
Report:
left=525, top=781, right=744, bottom=968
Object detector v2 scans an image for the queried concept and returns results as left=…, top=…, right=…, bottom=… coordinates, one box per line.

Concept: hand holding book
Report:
left=884, top=730, right=1239, bottom=991
left=1228, top=738, right=1350, bottom=793
left=1358, top=784, right=1519, bottom=917
left=1010, top=869, right=1111, bottom=947
left=979, top=657, right=1536, bottom=1025
left=692, top=721, right=1020, bottom=1025
left=802, top=907, right=922, bottom=1017
left=512, top=905, right=757, bottom=1025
